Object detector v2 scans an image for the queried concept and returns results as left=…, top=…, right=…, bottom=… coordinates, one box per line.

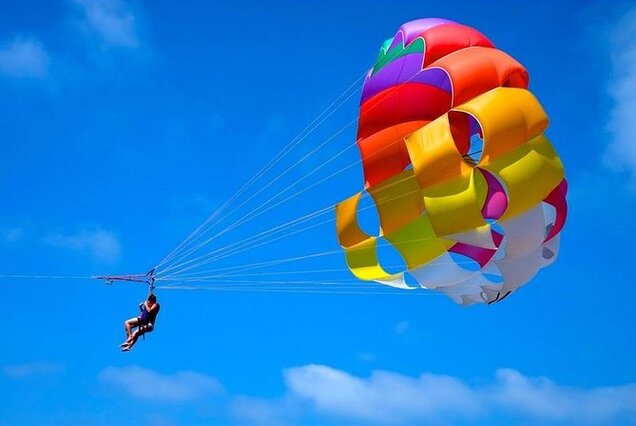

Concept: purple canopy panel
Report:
left=388, top=18, right=454, bottom=50
left=361, top=57, right=451, bottom=103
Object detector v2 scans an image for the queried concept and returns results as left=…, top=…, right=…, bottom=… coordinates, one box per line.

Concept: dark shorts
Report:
left=136, top=318, right=155, bottom=332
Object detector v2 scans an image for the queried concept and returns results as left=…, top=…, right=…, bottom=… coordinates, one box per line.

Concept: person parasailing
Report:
left=120, top=292, right=161, bottom=351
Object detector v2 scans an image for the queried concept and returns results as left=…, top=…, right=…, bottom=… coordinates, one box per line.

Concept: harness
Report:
left=95, top=268, right=157, bottom=343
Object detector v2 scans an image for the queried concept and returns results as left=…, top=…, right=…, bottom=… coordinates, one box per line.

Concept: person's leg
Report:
left=123, top=327, right=144, bottom=349
left=124, top=317, right=139, bottom=341
left=122, top=324, right=153, bottom=351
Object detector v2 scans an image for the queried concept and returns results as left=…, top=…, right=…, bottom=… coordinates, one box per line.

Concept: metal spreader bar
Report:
left=94, top=268, right=156, bottom=293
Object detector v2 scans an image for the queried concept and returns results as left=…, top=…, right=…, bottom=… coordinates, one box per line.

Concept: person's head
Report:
left=148, top=293, right=157, bottom=305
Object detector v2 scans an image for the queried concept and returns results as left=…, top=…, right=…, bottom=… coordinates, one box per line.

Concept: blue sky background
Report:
left=1, top=1, right=636, bottom=425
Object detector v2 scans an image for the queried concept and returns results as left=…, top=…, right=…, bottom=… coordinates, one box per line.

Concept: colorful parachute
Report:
left=335, top=18, right=567, bottom=305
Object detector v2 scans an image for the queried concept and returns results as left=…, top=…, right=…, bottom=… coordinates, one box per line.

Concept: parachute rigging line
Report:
left=155, top=285, right=438, bottom=296
left=161, top=123, right=362, bottom=272
left=157, top=41, right=421, bottom=277
left=0, top=275, right=93, bottom=280
left=156, top=72, right=367, bottom=270
left=158, top=153, right=436, bottom=279
left=94, top=72, right=369, bottom=291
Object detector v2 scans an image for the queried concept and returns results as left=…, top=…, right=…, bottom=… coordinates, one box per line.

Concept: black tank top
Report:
left=146, top=303, right=160, bottom=324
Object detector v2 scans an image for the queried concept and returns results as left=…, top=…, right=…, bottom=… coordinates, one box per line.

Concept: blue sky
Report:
left=1, top=1, right=636, bottom=425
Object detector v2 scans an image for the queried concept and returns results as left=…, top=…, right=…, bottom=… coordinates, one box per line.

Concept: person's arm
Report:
left=147, top=303, right=159, bottom=314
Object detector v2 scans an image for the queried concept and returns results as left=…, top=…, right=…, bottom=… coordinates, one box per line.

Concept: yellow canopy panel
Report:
left=455, top=87, right=549, bottom=162
left=404, top=87, right=549, bottom=190
left=404, top=115, right=470, bottom=189
left=343, top=237, right=404, bottom=283
left=368, top=169, right=425, bottom=235
left=421, top=168, right=488, bottom=237
left=482, top=134, right=564, bottom=220
left=335, top=192, right=372, bottom=249
left=383, top=213, right=455, bottom=269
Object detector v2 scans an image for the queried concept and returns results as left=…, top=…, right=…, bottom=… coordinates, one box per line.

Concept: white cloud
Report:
left=490, top=368, right=636, bottom=423
left=283, top=364, right=636, bottom=424
left=92, top=364, right=636, bottom=424
left=2, top=361, right=65, bottom=379
left=0, top=38, right=49, bottom=78
left=70, top=0, right=139, bottom=48
left=43, top=226, right=121, bottom=263
left=604, top=6, right=636, bottom=187
left=285, top=364, right=481, bottom=423
left=99, top=365, right=223, bottom=403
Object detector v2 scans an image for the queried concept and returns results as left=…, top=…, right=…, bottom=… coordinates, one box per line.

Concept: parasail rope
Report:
left=160, top=167, right=507, bottom=281
left=160, top=249, right=345, bottom=279
left=156, top=74, right=363, bottom=268
left=160, top=122, right=360, bottom=271
left=158, top=153, right=361, bottom=275
left=156, top=72, right=366, bottom=269
left=157, top=204, right=335, bottom=276
left=155, top=285, right=437, bottom=296
left=159, top=55, right=421, bottom=273
left=0, top=275, right=93, bottom=280
left=158, top=279, right=383, bottom=289
left=161, top=267, right=380, bottom=278
left=158, top=162, right=427, bottom=278
left=158, top=217, right=334, bottom=278
left=163, top=207, right=335, bottom=273
left=158, top=228, right=488, bottom=282
left=161, top=135, right=490, bottom=277
left=156, top=44, right=457, bottom=293
left=207, top=147, right=483, bottom=266
left=159, top=279, right=375, bottom=286
left=159, top=119, right=417, bottom=276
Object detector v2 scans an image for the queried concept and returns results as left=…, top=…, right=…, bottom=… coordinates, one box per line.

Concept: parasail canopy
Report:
left=335, top=18, right=567, bottom=305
